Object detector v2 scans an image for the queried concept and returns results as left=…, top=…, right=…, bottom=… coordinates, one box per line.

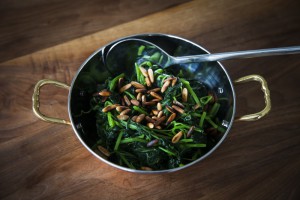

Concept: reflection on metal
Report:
left=76, top=123, right=83, bottom=129
left=218, top=87, right=224, bottom=94
left=222, top=120, right=229, bottom=127
left=235, top=75, right=271, bottom=121
left=32, top=79, right=71, bottom=125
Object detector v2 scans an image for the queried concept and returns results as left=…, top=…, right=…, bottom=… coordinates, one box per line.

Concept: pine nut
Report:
left=120, top=109, right=131, bottom=115
left=143, top=101, right=156, bottom=106
left=141, top=94, right=146, bottom=103
left=116, top=106, right=128, bottom=112
left=152, top=116, right=158, bottom=120
left=119, top=83, right=132, bottom=93
left=173, top=100, right=185, bottom=108
left=147, top=123, right=154, bottom=129
left=135, top=88, right=147, bottom=93
left=182, top=88, right=188, bottom=102
left=148, top=68, right=154, bottom=83
left=131, top=81, right=145, bottom=89
left=166, top=113, right=176, bottom=125
left=99, top=89, right=111, bottom=97
left=123, top=95, right=131, bottom=106
left=147, top=88, right=160, bottom=93
left=172, top=105, right=185, bottom=114
left=163, top=77, right=175, bottom=83
left=187, top=126, right=195, bottom=138
left=118, top=77, right=124, bottom=90
left=139, top=66, right=149, bottom=77
left=97, top=146, right=111, bottom=157
left=121, top=98, right=125, bottom=106
left=161, top=80, right=171, bottom=93
left=151, top=99, right=161, bottom=102
left=171, top=77, right=177, bottom=86
left=131, top=115, right=138, bottom=122
left=157, top=102, right=162, bottom=111
left=102, top=105, right=117, bottom=112
left=147, top=139, right=158, bottom=147
left=136, top=93, right=142, bottom=101
left=166, top=105, right=175, bottom=113
left=154, top=116, right=166, bottom=126
left=141, top=166, right=153, bottom=171
left=150, top=92, right=163, bottom=100
left=172, top=131, right=183, bottom=143
left=156, top=126, right=162, bottom=129
left=145, top=77, right=152, bottom=87
left=136, top=114, right=145, bottom=123
left=131, top=99, right=140, bottom=106
left=157, top=110, right=163, bottom=118
left=152, top=110, right=159, bottom=115
left=117, top=115, right=129, bottom=121
left=145, top=116, right=155, bottom=123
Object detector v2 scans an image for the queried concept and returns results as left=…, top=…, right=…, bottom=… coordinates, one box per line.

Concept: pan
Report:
left=32, top=33, right=271, bottom=173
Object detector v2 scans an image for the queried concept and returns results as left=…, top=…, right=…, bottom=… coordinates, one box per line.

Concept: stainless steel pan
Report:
left=32, top=33, right=271, bottom=173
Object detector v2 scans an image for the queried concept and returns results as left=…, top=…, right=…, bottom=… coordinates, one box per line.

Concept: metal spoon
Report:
left=105, top=38, right=300, bottom=69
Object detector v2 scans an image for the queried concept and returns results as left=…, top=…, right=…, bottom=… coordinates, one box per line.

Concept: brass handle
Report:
left=234, top=74, right=271, bottom=121
left=32, top=79, right=71, bottom=125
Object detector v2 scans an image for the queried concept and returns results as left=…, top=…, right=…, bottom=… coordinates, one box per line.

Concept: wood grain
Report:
left=0, top=0, right=189, bottom=63
left=0, top=0, right=300, bottom=199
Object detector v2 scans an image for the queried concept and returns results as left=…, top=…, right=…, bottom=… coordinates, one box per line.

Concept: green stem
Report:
left=200, top=111, right=206, bottom=128
left=135, top=63, right=145, bottom=84
left=200, top=95, right=213, bottom=105
left=138, top=45, right=145, bottom=56
left=107, top=112, right=115, bottom=128
left=158, top=147, right=176, bottom=156
left=150, top=52, right=161, bottom=63
left=158, top=55, right=164, bottom=64
left=209, top=102, right=220, bottom=118
left=171, top=121, right=190, bottom=134
left=109, top=73, right=125, bottom=91
left=180, top=138, right=194, bottom=143
left=205, top=116, right=218, bottom=129
left=140, top=61, right=153, bottom=68
left=180, top=78, right=200, bottom=105
left=119, top=153, right=135, bottom=169
left=184, top=143, right=206, bottom=148
left=104, top=101, right=113, bottom=107
left=217, top=126, right=226, bottom=133
left=120, top=138, right=147, bottom=144
left=154, top=69, right=164, bottom=74
left=124, top=91, right=136, bottom=99
left=191, top=112, right=202, bottom=117
left=114, top=131, right=124, bottom=151
left=132, top=106, right=148, bottom=115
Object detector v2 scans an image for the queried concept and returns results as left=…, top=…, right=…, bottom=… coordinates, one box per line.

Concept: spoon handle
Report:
left=174, top=46, right=300, bottom=63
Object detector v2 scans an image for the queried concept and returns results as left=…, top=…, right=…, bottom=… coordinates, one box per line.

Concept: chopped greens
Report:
left=90, top=45, right=227, bottom=171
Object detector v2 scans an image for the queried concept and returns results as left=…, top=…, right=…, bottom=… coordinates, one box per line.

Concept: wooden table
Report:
left=1, top=0, right=300, bottom=199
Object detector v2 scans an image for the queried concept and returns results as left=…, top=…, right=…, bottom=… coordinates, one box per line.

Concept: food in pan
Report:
left=90, top=45, right=225, bottom=170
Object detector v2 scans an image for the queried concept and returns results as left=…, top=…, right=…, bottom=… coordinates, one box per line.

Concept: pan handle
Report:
left=234, top=74, right=271, bottom=121
left=32, top=79, right=71, bottom=125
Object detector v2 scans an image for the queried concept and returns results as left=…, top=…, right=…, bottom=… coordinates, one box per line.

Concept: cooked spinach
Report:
left=90, top=45, right=225, bottom=171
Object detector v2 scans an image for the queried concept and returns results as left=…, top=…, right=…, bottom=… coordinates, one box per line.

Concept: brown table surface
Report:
left=1, top=0, right=300, bottom=199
